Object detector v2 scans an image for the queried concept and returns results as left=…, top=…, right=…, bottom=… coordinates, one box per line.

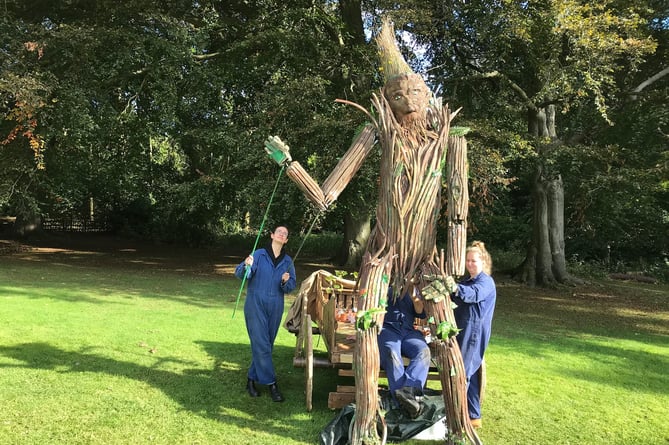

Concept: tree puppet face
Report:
left=384, top=74, right=430, bottom=126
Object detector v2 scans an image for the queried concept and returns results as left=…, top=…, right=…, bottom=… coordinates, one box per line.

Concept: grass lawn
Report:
left=0, top=235, right=667, bottom=445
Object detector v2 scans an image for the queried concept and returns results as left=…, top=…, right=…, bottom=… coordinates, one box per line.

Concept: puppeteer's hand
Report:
left=245, top=255, right=254, bottom=267
left=445, top=275, right=458, bottom=294
left=281, top=272, right=290, bottom=284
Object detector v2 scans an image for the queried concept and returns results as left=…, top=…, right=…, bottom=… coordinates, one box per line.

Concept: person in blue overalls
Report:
left=378, top=286, right=430, bottom=418
left=449, top=241, right=496, bottom=429
left=235, top=226, right=297, bottom=402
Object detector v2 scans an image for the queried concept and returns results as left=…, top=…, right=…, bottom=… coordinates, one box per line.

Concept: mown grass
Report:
left=0, top=238, right=668, bottom=445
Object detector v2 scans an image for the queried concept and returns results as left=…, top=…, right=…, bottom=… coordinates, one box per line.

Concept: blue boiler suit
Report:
left=235, top=247, right=296, bottom=385
left=453, top=272, right=496, bottom=420
left=378, top=293, right=430, bottom=393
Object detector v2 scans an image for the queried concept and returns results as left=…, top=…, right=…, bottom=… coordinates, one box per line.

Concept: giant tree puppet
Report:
left=268, top=19, right=480, bottom=445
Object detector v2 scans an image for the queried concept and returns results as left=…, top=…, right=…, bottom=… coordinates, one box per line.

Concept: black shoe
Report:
left=246, top=378, right=260, bottom=397
left=269, top=383, right=284, bottom=402
left=395, top=386, right=421, bottom=419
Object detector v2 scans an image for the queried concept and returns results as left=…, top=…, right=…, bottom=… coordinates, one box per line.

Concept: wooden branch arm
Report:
left=284, top=124, right=376, bottom=210
left=285, top=162, right=327, bottom=211
left=320, top=124, right=376, bottom=205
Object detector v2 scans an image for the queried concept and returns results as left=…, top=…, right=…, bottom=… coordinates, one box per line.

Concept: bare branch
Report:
left=459, top=70, right=539, bottom=112
left=659, top=127, right=669, bottom=140
left=629, top=66, right=669, bottom=100
left=192, top=52, right=221, bottom=61
left=632, top=66, right=669, bottom=93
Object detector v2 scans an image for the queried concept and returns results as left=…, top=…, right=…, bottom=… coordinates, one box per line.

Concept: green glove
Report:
left=264, top=136, right=292, bottom=166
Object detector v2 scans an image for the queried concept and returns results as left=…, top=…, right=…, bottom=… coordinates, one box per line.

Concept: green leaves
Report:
left=355, top=307, right=385, bottom=331
left=1, top=0, right=663, bottom=265
left=435, top=320, right=460, bottom=340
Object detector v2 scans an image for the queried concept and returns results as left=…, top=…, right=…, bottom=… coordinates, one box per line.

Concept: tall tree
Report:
left=197, top=1, right=379, bottom=260
left=558, top=2, right=669, bottom=264
left=373, top=0, right=658, bottom=285
left=1, top=1, right=313, bottom=242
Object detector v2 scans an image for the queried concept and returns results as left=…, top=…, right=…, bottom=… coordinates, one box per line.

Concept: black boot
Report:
left=395, top=386, right=421, bottom=419
left=269, top=382, right=284, bottom=402
left=246, top=378, right=260, bottom=397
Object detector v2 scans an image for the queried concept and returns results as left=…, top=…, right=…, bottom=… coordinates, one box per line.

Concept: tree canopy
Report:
left=1, top=1, right=667, bottom=274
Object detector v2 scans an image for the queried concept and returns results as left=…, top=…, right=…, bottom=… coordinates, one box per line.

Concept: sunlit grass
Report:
left=1, top=249, right=668, bottom=445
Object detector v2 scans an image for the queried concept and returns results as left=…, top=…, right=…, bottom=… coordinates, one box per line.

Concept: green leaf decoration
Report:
left=394, top=162, right=404, bottom=177
left=436, top=320, right=460, bottom=340
left=355, top=308, right=385, bottom=331
left=449, top=126, right=471, bottom=136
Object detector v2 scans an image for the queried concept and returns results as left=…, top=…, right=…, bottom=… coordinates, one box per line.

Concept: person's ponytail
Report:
left=467, top=241, right=493, bottom=276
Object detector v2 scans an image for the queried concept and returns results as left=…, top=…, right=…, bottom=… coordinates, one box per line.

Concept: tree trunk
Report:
left=546, top=175, right=570, bottom=281
left=338, top=0, right=365, bottom=45
left=12, top=213, right=41, bottom=238
left=516, top=105, right=573, bottom=285
left=334, top=198, right=371, bottom=268
left=332, top=0, right=372, bottom=269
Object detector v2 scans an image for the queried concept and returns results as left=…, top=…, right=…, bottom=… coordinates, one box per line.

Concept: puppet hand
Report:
left=445, top=275, right=458, bottom=294
left=264, top=136, right=292, bottom=166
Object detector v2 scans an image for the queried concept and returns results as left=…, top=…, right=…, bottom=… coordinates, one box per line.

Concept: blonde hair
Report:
left=466, top=241, right=493, bottom=275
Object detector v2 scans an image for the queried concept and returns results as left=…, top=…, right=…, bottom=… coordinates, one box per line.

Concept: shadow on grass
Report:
left=0, top=257, right=251, bottom=310
left=1, top=246, right=337, bottom=309
left=491, top=333, right=669, bottom=396
left=492, top=282, right=669, bottom=396
left=8, top=232, right=336, bottom=280
left=495, top=280, right=669, bottom=340
left=0, top=340, right=332, bottom=442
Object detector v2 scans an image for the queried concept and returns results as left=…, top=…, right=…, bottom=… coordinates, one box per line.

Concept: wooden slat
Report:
left=328, top=391, right=356, bottom=409
left=339, top=365, right=440, bottom=379
left=286, top=162, right=327, bottom=210
left=321, top=296, right=337, bottom=354
left=446, top=134, right=468, bottom=277
left=330, top=351, right=353, bottom=364
left=336, top=385, right=356, bottom=393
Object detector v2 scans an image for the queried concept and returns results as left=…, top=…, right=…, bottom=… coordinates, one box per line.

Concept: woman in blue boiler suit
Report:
left=450, top=241, right=496, bottom=429
left=235, top=226, right=296, bottom=402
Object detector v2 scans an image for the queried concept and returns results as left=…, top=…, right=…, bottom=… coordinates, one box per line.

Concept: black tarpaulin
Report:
left=319, top=389, right=447, bottom=444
